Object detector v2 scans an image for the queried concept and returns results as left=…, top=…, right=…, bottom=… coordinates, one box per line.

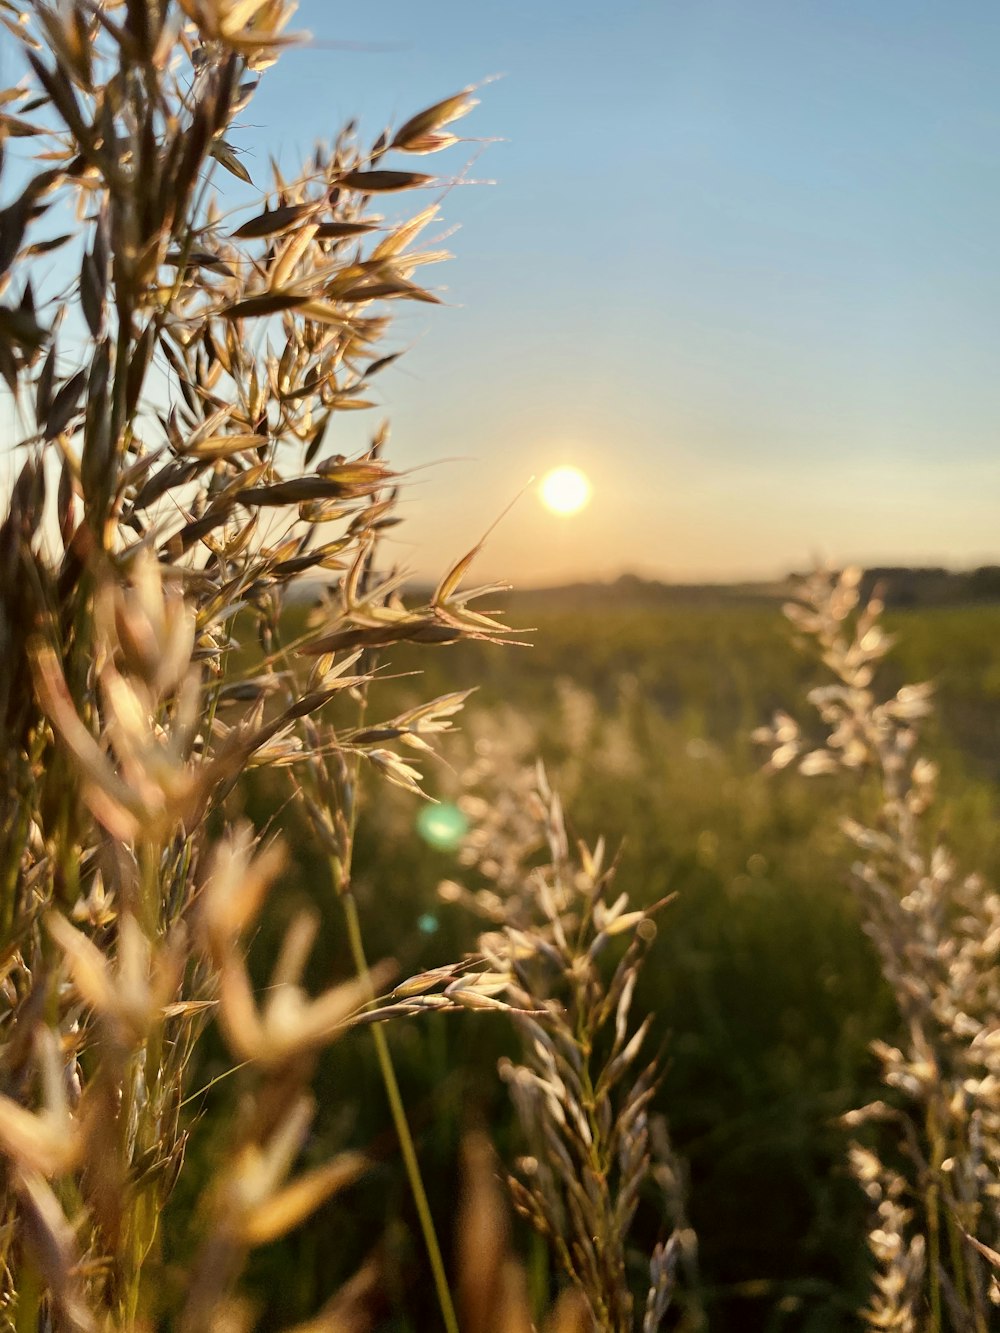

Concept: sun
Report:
left=539, top=465, right=592, bottom=516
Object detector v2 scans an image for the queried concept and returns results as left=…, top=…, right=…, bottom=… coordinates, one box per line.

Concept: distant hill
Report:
left=299, top=566, right=1000, bottom=610
left=503, top=572, right=788, bottom=609
left=853, top=566, right=1000, bottom=607
left=504, top=567, right=1000, bottom=611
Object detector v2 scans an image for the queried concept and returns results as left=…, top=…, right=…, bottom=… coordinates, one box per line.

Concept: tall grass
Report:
left=0, top=3, right=520, bottom=1326
left=756, top=567, right=1000, bottom=1331
left=442, top=750, right=699, bottom=1330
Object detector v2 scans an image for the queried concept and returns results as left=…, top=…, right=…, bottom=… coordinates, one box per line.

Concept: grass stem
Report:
left=340, top=884, right=460, bottom=1333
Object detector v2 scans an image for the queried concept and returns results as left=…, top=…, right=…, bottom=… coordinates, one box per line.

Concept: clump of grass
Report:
left=0, top=2, right=518, bottom=1326
left=757, top=566, right=1000, bottom=1332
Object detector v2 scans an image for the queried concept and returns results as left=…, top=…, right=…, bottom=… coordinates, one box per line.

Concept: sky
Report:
left=10, top=1, right=1000, bottom=586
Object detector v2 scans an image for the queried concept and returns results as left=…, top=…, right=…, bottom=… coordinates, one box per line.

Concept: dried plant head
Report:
left=0, top=1, right=523, bottom=1325
left=442, top=755, right=695, bottom=1331
left=761, top=565, right=1000, bottom=1330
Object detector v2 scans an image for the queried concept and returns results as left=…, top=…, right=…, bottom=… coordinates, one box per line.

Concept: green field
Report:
left=202, top=584, right=1000, bottom=1331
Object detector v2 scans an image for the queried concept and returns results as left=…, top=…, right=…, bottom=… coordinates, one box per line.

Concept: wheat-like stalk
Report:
left=0, top=3, right=516, bottom=1326
left=757, top=566, right=1000, bottom=1332
left=442, top=739, right=701, bottom=1331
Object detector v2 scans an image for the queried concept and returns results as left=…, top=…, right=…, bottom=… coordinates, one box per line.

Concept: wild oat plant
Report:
left=756, top=567, right=1000, bottom=1333
left=441, top=742, right=700, bottom=1332
left=0, top=2, right=520, bottom=1327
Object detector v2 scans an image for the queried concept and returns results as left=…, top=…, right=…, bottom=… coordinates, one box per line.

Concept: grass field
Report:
left=211, top=582, right=1000, bottom=1331
left=7, top=10, right=997, bottom=1327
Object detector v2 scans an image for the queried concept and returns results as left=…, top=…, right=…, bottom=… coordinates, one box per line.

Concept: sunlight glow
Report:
left=539, top=466, right=592, bottom=516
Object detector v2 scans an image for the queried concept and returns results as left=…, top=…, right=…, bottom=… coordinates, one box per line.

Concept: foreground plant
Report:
left=756, top=567, right=1000, bottom=1332
left=0, top=1, right=512, bottom=1326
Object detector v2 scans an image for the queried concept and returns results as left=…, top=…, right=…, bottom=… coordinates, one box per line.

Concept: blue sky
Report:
left=12, top=1, right=1000, bottom=584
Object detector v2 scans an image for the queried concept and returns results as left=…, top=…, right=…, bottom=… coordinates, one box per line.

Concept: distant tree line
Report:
left=858, top=565, right=1000, bottom=606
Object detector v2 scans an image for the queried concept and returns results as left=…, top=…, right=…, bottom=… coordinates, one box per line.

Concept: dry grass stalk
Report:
left=455, top=1127, right=649, bottom=1333
left=443, top=749, right=700, bottom=1331
left=0, top=2, right=514, bottom=1326
left=757, top=566, right=1000, bottom=1332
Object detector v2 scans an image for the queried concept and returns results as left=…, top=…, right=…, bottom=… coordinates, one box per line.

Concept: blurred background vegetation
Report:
left=173, top=574, right=1000, bottom=1332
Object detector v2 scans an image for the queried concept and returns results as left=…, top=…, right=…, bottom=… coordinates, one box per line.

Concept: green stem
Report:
left=340, top=884, right=460, bottom=1333
left=944, top=1206, right=977, bottom=1333
left=316, top=521, right=458, bottom=1329
left=14, top=1257, right=41, bottom=1333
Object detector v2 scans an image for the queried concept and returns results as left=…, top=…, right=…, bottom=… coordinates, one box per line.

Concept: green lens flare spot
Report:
left=417, top=913, right=440, bottom=935
left=416, top=801, right=468, bottom=852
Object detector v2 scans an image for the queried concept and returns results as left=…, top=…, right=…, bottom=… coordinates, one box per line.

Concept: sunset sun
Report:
left=539, top=465, right=592, bottom=516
